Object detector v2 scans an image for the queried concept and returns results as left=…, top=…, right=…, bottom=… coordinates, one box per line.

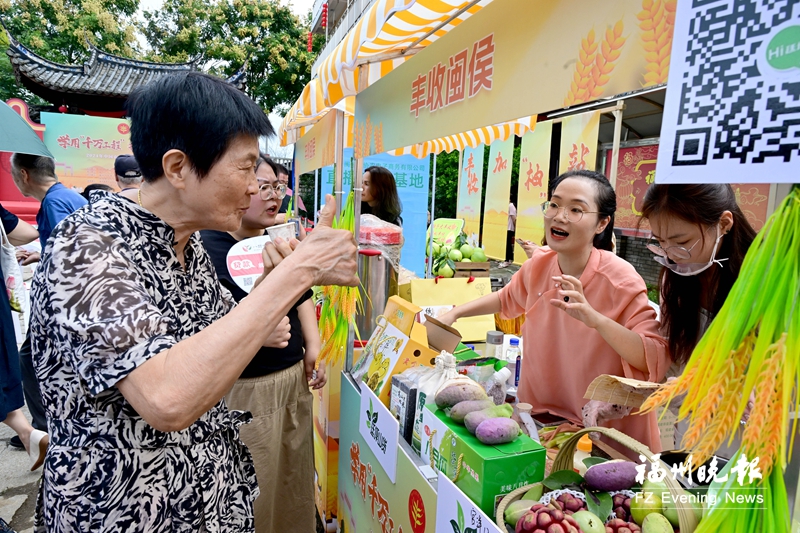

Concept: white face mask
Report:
left=653, top=225, right=728, bottom=276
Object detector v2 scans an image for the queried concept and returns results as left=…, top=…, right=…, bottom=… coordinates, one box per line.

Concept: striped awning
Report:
left=279, top=0, right=493, bottom=146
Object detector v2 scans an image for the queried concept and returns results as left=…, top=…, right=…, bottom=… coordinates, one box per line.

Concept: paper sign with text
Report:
left=359, top=383, right=399, bottom=483
left=226, top=235, right=271, bottom=293
left=435, top=475, right=503, bottom=533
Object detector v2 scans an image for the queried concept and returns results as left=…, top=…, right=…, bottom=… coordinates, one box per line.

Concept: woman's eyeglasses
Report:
left=540, top=201, right=599, bottom=223
left=258, top=181, right=287, bottom=201
left=646, top=225, right=715, bottom=260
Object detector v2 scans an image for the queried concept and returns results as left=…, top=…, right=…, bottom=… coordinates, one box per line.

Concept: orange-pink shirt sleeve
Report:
left=497, top=250, right=540, bottom=320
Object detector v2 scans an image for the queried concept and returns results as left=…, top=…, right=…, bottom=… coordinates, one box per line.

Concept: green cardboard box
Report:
left=420, top=403, right=546, bottom=517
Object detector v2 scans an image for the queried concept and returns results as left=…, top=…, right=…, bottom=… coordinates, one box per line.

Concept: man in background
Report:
left=114, top=154, right=142, bottom=191
left=9, top=153, right=87, bottom=435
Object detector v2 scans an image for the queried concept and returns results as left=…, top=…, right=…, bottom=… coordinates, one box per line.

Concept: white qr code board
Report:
left=657, top=0, right=800, bottom=184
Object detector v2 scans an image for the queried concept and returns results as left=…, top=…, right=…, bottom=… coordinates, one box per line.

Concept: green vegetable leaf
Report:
left=450, top=519, right=460, bottom=533
left=457, top=501, right=465, bottom=533
left=583, top=457, right=608, bottom=469
left=584, top=490, right=612, bottom=521
left=447, top=258, right=456, bottom=270
left=543, top=469, right=585, bottom=490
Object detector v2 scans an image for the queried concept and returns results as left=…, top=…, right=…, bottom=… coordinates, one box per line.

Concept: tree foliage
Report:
left=141, top=0, right=320, bottom=113
left=0, top=0, right=318, bottom=114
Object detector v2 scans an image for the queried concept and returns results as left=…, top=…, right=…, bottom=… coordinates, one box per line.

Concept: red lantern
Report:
left=307, top=31, right=313, bottom=52
left=321, top=2, right=328, bottom=28
left=58, top=104, right=67, bottom=113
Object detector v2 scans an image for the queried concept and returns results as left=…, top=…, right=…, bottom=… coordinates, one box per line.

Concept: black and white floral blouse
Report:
left=30, top=192, right=258, bottom=532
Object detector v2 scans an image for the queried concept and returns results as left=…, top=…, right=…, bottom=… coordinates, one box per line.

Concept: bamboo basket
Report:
left=495, top=427, right=698, bottom=533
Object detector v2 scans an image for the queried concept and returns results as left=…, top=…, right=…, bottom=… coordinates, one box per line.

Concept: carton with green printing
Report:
left=420, top=403, right=546, bottom=517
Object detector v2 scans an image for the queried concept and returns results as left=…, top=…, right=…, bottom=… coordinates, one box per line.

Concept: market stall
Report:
left=282, top=0, right=800, bottom=532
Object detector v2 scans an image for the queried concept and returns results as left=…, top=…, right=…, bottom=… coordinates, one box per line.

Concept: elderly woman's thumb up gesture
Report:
left=259, top=194, right=358, bottom=287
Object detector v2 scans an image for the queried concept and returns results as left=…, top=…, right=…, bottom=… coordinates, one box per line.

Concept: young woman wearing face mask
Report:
left=641, top=184, right=756, bottom=453
left=439, top=170, right=669, bottom=452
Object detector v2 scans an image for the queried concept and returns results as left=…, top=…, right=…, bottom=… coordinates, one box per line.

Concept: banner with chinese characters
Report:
left=482, top=138, right=514, bottom=259
left=339, top=375, right=437, bottom=533
left=456, top=145, right=485, bottom=244
left=41, top=112, right=132, bottom=190
left=294, top=110, right=337, bottom=175
left=319, top=148, right=430, bottom=277
left=515, top=121, right=553, bottom=264
left=558, top=110, right=600, bottom=174
left=354, top=0, right=670, bottom=156
left=606, top=143, right=774, bottom=234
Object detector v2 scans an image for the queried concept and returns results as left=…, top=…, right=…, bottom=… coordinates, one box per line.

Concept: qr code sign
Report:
left=657, top=0, right=800, bottom=184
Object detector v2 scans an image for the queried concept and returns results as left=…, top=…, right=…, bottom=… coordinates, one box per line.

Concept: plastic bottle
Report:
left=505, top=338, right=521, bottom=390
left=573, top=434, right=593, bottom=475
left=485, top=331, right=504, bottom=359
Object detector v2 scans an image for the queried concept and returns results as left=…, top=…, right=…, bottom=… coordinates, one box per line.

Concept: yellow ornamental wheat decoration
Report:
left=365, top=115, right=373, bottom=157
left=373, top=122, right=384, bottom=154
left=317, top=192, right=363, bottom=365
left=564, top=21, right=627, bottom=106
left=640, top=187, right=800, bottom=533
left=637, top=0, right=675, bottom=86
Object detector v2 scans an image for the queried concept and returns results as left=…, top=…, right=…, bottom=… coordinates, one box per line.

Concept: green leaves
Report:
left=542, top=470, right=585, bottom=491
left=584, top=490, right=612, bottom=521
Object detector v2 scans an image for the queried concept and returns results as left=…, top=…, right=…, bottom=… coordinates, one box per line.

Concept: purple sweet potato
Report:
left=584, top=459, right=639, bottom=491
left=464, top=403, right=513, bottom=434
left=449, top=400, right=495, bottom=423
left=475, top=417, right=521, bottom=445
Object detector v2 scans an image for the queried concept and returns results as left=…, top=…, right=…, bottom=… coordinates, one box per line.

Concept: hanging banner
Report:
left=354, top=0, right=670, bottom=156
left=655, top=1, right=800, bottom=184
left=482, top=138, right=513, bottom=260
left=295, top=110, right=337, bottom=176
left=40, top=112, right=132, bottom=190
left=456, top=145, right=485, bottom=245
left=319, top=148, right=430, bottom=277
left=515, top=121, right=553, bottom=264
left=559, top=110, right=601, bottom=175
left=339, top=376, right=437, bottom=533
left=607, top=143, right=774, bottom=234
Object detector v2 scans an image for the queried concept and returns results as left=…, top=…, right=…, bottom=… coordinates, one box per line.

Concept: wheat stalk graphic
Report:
left=638, top=0, right=675, bottom=86
left=564, top=21, right=627, bottom=106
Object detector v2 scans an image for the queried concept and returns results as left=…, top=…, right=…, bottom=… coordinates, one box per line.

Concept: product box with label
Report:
left=352, top=295, right=461, bottom=408
left=389, top=373, right=417, bottom=445
left=420, top=403, right=546, bottom=517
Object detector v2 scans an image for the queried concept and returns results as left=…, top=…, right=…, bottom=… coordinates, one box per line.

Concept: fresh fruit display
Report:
left=640, top=513, right=672, bottom=533
left=515, top=501, right=582, bottom=533
left=571, top=511, right=606, bottom=533
left=522, top=483, right=545, bottom=502
left=474, top=417, right=521, bottom=444
left=434, top=378, right=489, bottom=408
left=640, top=186, right=800, bottom=533
left=604, top=518, right=641, bottom=533
left=584, top=460, right=638, bottom=492
left=611, top=493, right=632, bottom=522
left=464, top=403, right=513, bottom=434
left=449, top=399, right=495, bottom=423
left=629, top=492, right=662, bottom=525
left=427, top=231, right=490, bottom=277
left=504, top=500, right=538, bottom=527
left=553, top=492, right=587, bottom=515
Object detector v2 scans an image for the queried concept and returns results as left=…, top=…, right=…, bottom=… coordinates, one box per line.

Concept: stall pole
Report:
left=608, top=100, right=625, bottom=189
left=333, top=109, right=346, bottom=213
left=314, top=168, right=319, bottom=226
left=425, top=152, right=438, bottom=278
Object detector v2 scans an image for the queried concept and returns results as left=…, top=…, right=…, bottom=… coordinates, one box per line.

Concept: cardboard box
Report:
left=420, top=404, right=546, bottom=517
left=454, top=261, right=490, bottom=278
left=389, top=374, right=417, bottom=445
left=351, top=296, right=461, bottom=408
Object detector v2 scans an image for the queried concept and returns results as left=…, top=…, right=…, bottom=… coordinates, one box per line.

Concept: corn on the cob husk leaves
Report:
left=317, top=192, right=362, bottom=365
left=640, top=186, right=800, bottom=532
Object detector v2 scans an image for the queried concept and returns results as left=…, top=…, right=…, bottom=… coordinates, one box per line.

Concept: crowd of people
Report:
left=0, top=69, right=757, bottom=532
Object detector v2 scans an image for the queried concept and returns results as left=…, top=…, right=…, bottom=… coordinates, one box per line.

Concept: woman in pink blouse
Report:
left=440, top=170, right=669, bottom=452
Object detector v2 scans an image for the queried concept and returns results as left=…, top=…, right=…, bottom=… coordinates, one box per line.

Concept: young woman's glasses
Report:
left=258, top=181, right=287, bottom=201
left=540, top=201, right=599, bottom=223
left=646, top=225, right=715, bottom=260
